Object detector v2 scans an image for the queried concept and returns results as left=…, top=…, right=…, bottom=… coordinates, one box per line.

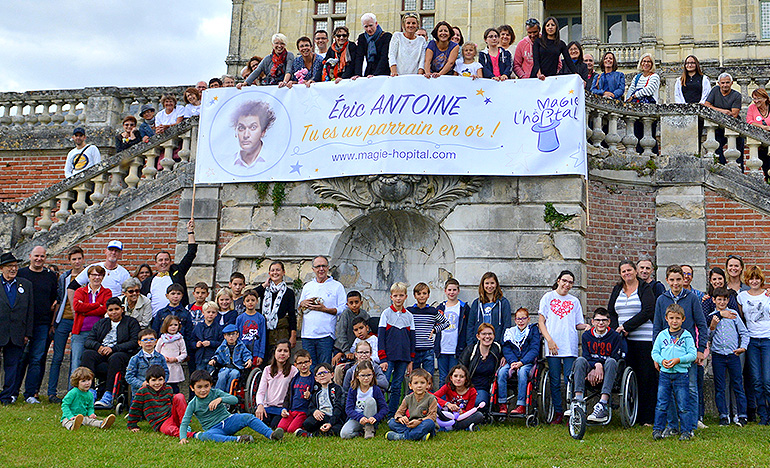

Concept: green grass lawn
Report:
left=1, top=400, right=768, bottom=468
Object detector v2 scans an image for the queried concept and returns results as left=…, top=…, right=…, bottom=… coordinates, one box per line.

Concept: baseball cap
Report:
left=72, top=127, right=86, bottom=136
left=107, top=240, right=123, bottom=251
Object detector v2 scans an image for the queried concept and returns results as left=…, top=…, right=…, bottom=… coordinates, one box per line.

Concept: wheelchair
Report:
left=489, top=357, right=547, bottom=428
left=564, top=358, right=638, bottom=440
left=93, top=368, right=131, bottom=415
left=217, top=365, right=262, bottom=414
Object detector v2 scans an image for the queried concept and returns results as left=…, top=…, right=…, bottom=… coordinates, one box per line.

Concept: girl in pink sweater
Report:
left=255, top=339, right=298, bottom=428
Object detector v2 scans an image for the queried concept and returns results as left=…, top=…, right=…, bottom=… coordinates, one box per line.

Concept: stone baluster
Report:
left=64, top=100, right=79, bottom=125
left=11, top=101, right=25, bottom=126
left=178, top=132, right=191, bottom=162
left=87, top=173, right=108, bottom=211
left=605, top=113, right=621, bottom=151
left=639, top=117, right=657, bottom=158
left=21, top=209, right=38, bottom=238
left=590, top=111, right=605, bottom=147
left=756, top=77, right=770, bottom=90
left=622, top=116, right=638, bottom=156
left=124, top=156, right=143, bottom=189
left=736, top=78, right=752, bottom=106
left=77, top=101, right=87, bottom=123
left=701, top=120, right=720, bottom=161
left=53, top=191, right=74, bottom=227
left=71, top=183, right=90, bottom=215
left=159, top=139, right=176, bottom=172
left=0, top=103, right=10, bottom=125
left=108, top=166, right=126, bottom=197
left=24, top=100, right=37, bottom=126
left=38, top=200, right=56, bottom=232
left=121, top=98, right=133, bottom=116
left=723, top=129, right=742, bottom=170
left=38, top=100, right=52, bottom=125
left=745, top=138, right=764, bottom=179
left=51, top=99, right=65, bottom=125
left=141, top=149, right=159, bottom=183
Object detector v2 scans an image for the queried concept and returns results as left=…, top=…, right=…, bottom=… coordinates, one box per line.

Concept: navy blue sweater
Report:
left=501, top=324, right=541, bottom=366
left=377, top=306, right=416, bottom=363
left=581, top=328, right=626, bottom=367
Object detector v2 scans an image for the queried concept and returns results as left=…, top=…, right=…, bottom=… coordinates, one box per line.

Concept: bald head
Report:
left=29, top=246, right=47, bottom=272
left=196, top=81, right=207, bottom=92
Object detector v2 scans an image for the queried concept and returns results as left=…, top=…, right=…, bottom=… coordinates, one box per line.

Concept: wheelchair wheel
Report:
left=244, top=368, right=263, bottom=413
left=537, top=364, right=554, bottom=424
left=525, top=414, right=539, bottom=428
left=619, top=366, right=638, bottom=428
left=568, top=406, right=586, bottom=440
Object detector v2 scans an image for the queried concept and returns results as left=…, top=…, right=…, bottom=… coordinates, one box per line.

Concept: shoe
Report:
left=294, top=429, right=309, bottom=438
left=511, top=405, right=525, bottom=415
left=697, top=420, right=708, bottom=429
left=89, top=389, right=97, bottom=402
left=498, top=404, right=508, bottom=414
left=237, top=434, right=254, bottom=443
left=679, top=431, right=694, bottom=441
left=386, top=431, right=404, bottom=441
left=422, top=432, right=431, bottom=441
left=467, top=423, right=480, bottom=432
left=719, top=417, right=729, bottom=426
left=25, top=396, right=41, bottom=404
left=550, top=412, right=564, bottom=425
left=71, top=414, right=84, bottom=431
left=101, top=414, right=115, bottom=429
left=587, top=402, right=609, bottom=423
left=652, top=430, right=663, bottom=441
left=563, top=408, right=571, bottom=417
left=737, top=417, right=748, bottom=427
left=661, top=427, right=679, bottom=438
left=94, top=392, right=113, bottom=409
left=9, top=396, right=16, bottom=404
left=270, top=428, right=284, bottom=441
left=48, top=395, right=62, bottom=404
left=363, top=423, right=375, bottom=439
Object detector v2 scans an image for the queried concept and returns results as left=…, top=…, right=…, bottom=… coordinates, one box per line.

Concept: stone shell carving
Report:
left=311, top=175, right=482, bottom=211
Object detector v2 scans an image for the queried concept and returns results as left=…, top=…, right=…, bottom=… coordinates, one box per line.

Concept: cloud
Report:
left=0, top=0, right=232, bottom=91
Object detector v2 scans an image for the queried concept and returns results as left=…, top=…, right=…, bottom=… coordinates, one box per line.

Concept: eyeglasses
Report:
left=593, top=318, right=609, bottom=323
left=682, top=273, right=693, bottom=277
left=295, top=360, right=311, bottom=366
left=727, top=255, right=743, bottom=261
left=514, top=316, right=529, bottom=321
left=140, top=338, right=156, bottom=342
left=403, top=12, right=419, bottom=18
left=316, top=370, right=330, bottom=376
left=313, top=264, right=328, bottom=269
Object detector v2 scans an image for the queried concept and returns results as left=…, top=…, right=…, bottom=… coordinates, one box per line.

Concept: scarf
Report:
left=365, top=25, right=383, bottom=64
left=262, top=281, right=287, bottom=329
left=323, top=41, right=349, bottom=81
left=268, top=49, right=288, bottom=84
left=159, top=332, right=183, bottom=344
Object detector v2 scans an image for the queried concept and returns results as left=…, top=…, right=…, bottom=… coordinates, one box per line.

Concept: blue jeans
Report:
left=476, top=389, right=490, bottom=411
left=387, top=418, right=436, bottom=440
left=15, top=324, right=51, bottom=398
left=655, top=372, right=692, bottom=432
left=197, top=413, right=273, bottom=442
left=385, top=360, right=409, bottom=417
left=497, top=363, right=533, bottom=406
left=302, top=336, right=334, bottom=371
left=666, top=363, right=698, bottom=430
left=69, top=333, right=87, bottom=377
left=713, top=353, right=747, bottom=418
left=748, top=337, right=770, bottom=423
left=547, top=356, right=575, bottom=413
left=436, top=354, right=457, bottom=387
left=48, top=319, right=73, bottom=397
left=0, top=344, right=23, bottom=403
left=216, top=368, right=241, bottom=392
left=413, top=349, right=435, bottom=383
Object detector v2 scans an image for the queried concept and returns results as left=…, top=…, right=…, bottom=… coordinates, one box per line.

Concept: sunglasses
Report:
left=126, top=289, right=140, bottom=294
left=336, top=34, right=348, bottom=38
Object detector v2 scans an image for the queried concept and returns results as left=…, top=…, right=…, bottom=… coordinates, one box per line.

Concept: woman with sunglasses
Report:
left=323, top=26, right=358, bottom=81
left=119, top=277, right=152, bottom=329
left=388, top=12, right=426, bottom=76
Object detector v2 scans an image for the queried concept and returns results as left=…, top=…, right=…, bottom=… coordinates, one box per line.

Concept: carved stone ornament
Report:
left=311, top=175, right=482, bottom=212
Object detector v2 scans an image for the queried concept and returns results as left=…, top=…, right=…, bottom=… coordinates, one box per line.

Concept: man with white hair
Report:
left=703, top=72, right=743, bottom=163
left=196, top=81, right=208, bottom=92
left=353, top=13, right=392, bottom=77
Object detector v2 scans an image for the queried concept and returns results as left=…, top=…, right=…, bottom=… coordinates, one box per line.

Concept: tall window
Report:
left=762, top=1, right=770, bottom=40
left=314, top=0, right=346, bottom=34
left=402, top=0, right=434, bottom=31
left=605, top=12, right=640, bottom=43
left=555, top=15, right=582, bottom=42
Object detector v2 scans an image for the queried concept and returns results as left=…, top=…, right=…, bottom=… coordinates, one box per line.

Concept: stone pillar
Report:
left=581, top=0, right=601, bottom=58
left=226, top=0, right=245, bottom=76
left=85, top=95, right=122, bottom=129
left=524, top=0, right=544, bottom=24
left=640, top=0, right=658, bottom=50
left=178, top=186, right=221, bottom=294
left=679, top=0, right=694, bottom=53
left=659, top=114, right=700, bottom=168
left=655, top=186, right=707, bottom=292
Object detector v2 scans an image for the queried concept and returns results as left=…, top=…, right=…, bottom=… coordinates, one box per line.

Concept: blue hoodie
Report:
left=653, top=288, right=708, bottom=353
left=652, top=328, right=697, bottom=373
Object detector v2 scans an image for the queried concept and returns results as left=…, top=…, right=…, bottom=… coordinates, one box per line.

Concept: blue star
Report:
left=289, top=161, right=303, bottom=175
left=484, top=97, right=491, bottom=105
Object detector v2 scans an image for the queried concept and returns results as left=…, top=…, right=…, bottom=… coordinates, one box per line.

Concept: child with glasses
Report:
left=342, top=340, right=389, bottom=393
left=277, top=350, right=315, bottom=434
left=296, top=362, right=345, bottom=437
left=496, top=307, right=540, bottom=414
left=126, top=328, right=169, bottom=396
left=341, top=361, right=388, bottom=439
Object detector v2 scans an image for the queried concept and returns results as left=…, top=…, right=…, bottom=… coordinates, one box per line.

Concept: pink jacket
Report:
left=256, top=365, right=298, bottom=408
left=513, top=38, right=534, bottom=79
left=155, top=336, right=187, bottom=383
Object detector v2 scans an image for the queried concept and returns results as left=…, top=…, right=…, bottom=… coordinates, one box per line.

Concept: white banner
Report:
left=194, top=75, right=586, bottom=183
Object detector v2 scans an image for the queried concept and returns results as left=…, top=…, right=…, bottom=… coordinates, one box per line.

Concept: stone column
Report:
left=226, top=0, right=245, bottom=76
left=524, top=0, right=544, bottom=24
left=178, top=186, right=221, bottom=293
left=655, top=186, right=707, bottom=291
left=679, top=0, right=694, bottom=50
left=640, top=0, right=658, bottom=50
left=659, top=114, right=700, bottom=168
left=581, top=0, right=601, bottom=58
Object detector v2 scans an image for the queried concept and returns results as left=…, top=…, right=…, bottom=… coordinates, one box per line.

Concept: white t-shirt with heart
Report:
left=538, top=290, right=584, bottom=357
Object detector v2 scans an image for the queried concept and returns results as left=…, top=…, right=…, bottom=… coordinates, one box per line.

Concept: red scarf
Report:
left=270, top=50, right=288, bottom=80
left=323, top=42, right=348, bottom=81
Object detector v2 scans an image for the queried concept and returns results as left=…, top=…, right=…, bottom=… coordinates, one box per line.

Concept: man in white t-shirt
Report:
left=299, top=255, right=346, bottom=368
left=65, top=127, right=102, bottom=178
left=68, top=240, right=130, bottom=298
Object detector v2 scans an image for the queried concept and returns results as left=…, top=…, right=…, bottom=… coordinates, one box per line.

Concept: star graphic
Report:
left=303, top=91, right=323, bottom=113
left=476, top=89, right=485, bottom=96
left=484, top=97, right=491, bottom=105
left=289, top=161, right=303, bottom=175
left=569, top=89, right=574, bottom=94
left=505, top=144, right=534, bottom=173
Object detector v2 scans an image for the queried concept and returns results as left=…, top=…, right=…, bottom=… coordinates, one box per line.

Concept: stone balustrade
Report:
left=0, top=117, right=197, bottom=245
left=597, top=43, right=642, bottom=66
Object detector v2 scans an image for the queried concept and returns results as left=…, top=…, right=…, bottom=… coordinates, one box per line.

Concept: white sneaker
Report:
left=25, top=396, right=41, bottom=404
left=697, top=420, right=708, bottom=430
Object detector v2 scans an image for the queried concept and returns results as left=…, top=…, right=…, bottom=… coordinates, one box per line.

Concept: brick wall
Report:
left=585, top=180, right=657, bottom=311
left=705, top=189, right=770, bottom=274
left=47, top=192, right=182, bottom=274
left=0, top=152, right=68, bottom=203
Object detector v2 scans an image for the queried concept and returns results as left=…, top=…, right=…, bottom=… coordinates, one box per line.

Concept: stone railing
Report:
left=0, top=117, right=198, bottom=246
left=598, top=43, right=642, bottom=66
left=0, top=86, right=190, bottom=129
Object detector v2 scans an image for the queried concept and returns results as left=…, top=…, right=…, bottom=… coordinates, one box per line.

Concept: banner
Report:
left=194, top=75, right=586, bottom=183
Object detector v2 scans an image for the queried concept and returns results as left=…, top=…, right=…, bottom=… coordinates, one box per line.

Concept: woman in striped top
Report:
left=607, top=259, right=657, bottom=425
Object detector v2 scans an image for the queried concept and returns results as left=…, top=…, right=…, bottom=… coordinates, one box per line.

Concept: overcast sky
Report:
left=0, top=0, right=232, bottom=92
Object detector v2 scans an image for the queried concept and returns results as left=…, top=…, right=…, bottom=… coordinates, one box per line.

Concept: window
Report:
left=762, top=1, right=770, bottom=40
left=605, top=12, right=640, bottom=43
left=313, top=0, right=346, bottom=34
left=401, top=0, right=434, bottom=31
left=555, top=15, right=582, bottom=42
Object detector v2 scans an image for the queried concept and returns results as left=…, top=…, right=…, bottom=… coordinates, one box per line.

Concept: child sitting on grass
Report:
left=180, top=369, right=284, bottom=444
left=127, top=365, right=195, bottom=439
left=278, top=350, right=314, bottom=434
left=386, top=368, right=437, bottom=441
left=297, top=362, right=346, bottom=437
left=210, top=324, right=252, bottom=392
left=341, top=361, right=388, bottom=439
left=61, top=367, right=115, bottom=431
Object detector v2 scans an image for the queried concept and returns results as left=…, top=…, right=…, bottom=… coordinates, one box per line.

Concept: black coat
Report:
left=354, top=32, right=392, bottom=76
left=607, top=279, right=657, bottom=333
left=0, top=277, right=34, bottom=347
left=459, top=341, right=503, bottom=382
left=141, top=243, right=197, bottom=307
left=84, top=315, right=140, bottom=355
left=324, top=42, right=358, bottom=80
left=307, top=382, right=346, bottom=431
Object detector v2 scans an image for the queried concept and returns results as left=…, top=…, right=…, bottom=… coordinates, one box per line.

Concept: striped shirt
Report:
left=127, top=385, right=174, bottom=430
left=407, top=304, right=450, bottom=350
left=614, top=289, right=652, bottom=341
